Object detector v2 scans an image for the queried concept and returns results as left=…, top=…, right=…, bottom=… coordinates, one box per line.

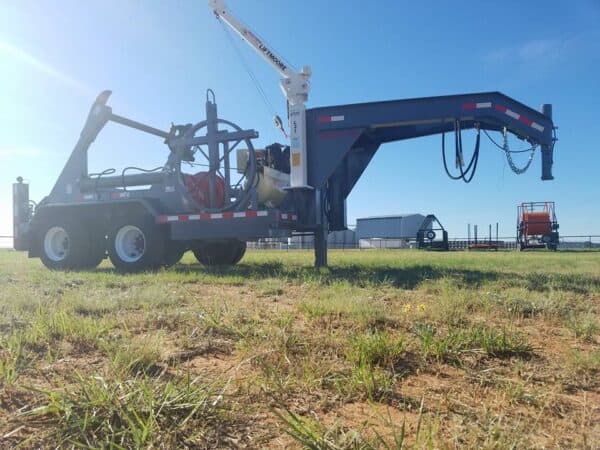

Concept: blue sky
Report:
left=1, top=0, right=600, bottom=240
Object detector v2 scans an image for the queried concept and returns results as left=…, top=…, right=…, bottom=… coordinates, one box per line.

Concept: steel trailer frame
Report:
left=15, top=90, right=555, bottom=269
left=300, top=92, right=555, bottom=265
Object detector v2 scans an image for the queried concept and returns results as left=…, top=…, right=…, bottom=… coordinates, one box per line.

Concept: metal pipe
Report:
left=110, top=113, right=170, bottom=139
left=206, top=99, right=218, bottom=208
left=12, top=179, right=29, bottom=251
left=80, top=172, right=167, bottom=191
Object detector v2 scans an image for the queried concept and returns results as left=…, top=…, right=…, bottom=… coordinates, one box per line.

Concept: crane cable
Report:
left=442, top=120, right=480, bottom=183
left=217, top=18, right=288, bottom=137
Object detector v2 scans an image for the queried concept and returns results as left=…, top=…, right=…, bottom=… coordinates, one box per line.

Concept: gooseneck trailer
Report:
left=12, top=2, right=557, bottom=271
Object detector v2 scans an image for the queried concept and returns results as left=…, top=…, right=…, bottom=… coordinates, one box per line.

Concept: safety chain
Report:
left=503, top=128, right=536, bottom=174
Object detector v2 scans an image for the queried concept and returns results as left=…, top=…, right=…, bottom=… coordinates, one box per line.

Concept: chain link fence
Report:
left=2, top=235, right=599, bottom=250
left=247, top=235, right=600, bottom=251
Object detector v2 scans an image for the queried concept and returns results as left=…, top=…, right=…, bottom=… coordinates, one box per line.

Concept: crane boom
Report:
left=208, top=0, right=312, bottom=188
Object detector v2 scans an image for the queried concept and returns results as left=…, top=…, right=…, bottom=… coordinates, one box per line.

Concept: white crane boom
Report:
left=208, top=0, right=312, bottom=188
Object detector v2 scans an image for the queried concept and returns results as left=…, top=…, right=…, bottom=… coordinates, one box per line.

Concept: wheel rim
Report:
left=115, top=225, right=146, bottom=263
left=44, top=227, right=69, bottom=262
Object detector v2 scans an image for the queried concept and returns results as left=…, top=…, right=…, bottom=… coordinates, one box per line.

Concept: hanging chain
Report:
left=503, top=127, right=537, bottom=174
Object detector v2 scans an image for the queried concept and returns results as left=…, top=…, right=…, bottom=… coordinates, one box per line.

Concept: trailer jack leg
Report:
left=314, top=225, right=328, bottom=268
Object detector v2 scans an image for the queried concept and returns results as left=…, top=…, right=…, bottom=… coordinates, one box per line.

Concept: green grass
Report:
left=1, top=249, right=599, bottom=448
left=21, top=374, right=232, bottom=448
left=415, top=322, right=532, bottom=363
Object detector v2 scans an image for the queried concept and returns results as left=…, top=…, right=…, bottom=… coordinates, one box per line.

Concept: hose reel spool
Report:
left=169, top=90, right=258, bottom=213
left=176, top=119, right=257, bottom=212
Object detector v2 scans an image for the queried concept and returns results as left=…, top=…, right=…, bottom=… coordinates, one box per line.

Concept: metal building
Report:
left=289, top=229, right=357, bottom=249
left=356, top=214, right=428, bottom=240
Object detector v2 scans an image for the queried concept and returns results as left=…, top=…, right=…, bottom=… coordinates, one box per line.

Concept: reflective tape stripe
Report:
left=110, top=192, right=130, bottom=199
left=531, top=122, right=545, bottom=132
left=463, top=102, right=545, bottom=133
left=318, top=115, right=345, bottom=123
left=156, top=210, right=272, bottom=223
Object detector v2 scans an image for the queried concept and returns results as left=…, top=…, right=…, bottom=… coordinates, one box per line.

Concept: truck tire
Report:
left=192, top=239, right=246, bottom=266
left=108, top=216, right=165, bottom=273
left=80, top=236, right=107, bottom=269
left=230, top=240, right=247, bottom=265
left=39, top=219, right=95, bottom=271
left=163, top=242, right=187, bottom=268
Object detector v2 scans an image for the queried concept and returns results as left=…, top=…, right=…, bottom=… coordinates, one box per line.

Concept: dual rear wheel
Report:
left=40, top=219, right=105, bottom=270
left=39, top=216, right=246, bottom=272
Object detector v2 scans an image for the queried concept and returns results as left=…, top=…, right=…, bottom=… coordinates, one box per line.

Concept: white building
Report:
left=356, top=214, right=429, bottom=248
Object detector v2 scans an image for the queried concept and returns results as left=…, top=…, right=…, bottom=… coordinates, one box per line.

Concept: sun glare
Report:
left=0, top=40, right=92, bottom=96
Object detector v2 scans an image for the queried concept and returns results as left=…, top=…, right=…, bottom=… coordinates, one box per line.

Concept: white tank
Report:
left=254, top=167, right=289, bottom=207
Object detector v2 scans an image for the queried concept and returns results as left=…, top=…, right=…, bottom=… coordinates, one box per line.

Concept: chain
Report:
left=503, top=128, right=537, bottom=174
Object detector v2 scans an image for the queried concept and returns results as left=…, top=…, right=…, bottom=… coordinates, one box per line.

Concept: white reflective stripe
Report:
left=476, top=102, right=492, bottom=108
left=505, top=109, right=520, bottom=120
left=531, top=122, right=544, bottom=132
left=330, top=115, right=344, bottom=122
left=83, top=194, right=95, bottom=200
left=162, top=211, right=273, bottom=222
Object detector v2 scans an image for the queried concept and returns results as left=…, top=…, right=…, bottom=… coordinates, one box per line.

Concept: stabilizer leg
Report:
left=314, top=225, right=328, bottom=268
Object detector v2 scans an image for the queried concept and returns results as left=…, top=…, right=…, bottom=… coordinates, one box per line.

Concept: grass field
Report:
left=0, top=249, right=599, bottom=449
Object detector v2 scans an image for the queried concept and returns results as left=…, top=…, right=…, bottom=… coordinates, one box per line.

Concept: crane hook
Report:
left=274, top=115, right=288, bottom=138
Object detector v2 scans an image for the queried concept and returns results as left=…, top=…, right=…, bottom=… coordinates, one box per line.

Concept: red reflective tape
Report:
left=495, top=104, right=507, bottom=113
left=463, top=103, right=476, bottom=110
left=518, top=116, right=533, bottom=126
left=158, top=210, right=271, bottom=223
left=318, top=116, right=332, bottom=123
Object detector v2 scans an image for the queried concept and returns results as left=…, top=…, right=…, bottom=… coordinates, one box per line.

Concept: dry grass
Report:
left=0, top=249, right=599, bottom=448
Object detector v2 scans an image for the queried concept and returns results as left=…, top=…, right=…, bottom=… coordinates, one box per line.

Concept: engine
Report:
left=237, top=143, right=291, bottom=208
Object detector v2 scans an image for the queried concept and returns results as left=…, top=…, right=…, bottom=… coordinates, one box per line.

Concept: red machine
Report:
left=517, top=202, right=559, bottom=250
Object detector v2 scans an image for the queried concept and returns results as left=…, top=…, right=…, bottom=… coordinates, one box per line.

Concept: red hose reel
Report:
left=183, top=172, right=225, bottom=209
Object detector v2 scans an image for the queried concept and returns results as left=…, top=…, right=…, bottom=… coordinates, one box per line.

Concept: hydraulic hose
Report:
left=442, top=120, right=480, bottom=183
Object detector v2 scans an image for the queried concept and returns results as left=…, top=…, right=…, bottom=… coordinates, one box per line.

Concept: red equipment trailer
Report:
left=517, top=202, right=559, bottom=251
